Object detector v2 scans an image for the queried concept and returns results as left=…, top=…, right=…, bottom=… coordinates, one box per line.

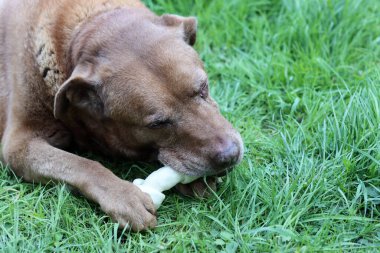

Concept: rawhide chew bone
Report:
left=133, top=166, right=199, bottom=209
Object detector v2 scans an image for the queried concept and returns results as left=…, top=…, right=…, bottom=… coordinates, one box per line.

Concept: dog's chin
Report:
left=164, top=165, right=206, bottom=177
left=158, top=160, right=234, bottom=178
left=177, top=167, right=234, bottom=178
left=157, top=161, right=205, bottom=177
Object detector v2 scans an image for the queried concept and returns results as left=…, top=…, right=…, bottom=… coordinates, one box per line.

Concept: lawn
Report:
left=1, top=0, right=380, bottom=252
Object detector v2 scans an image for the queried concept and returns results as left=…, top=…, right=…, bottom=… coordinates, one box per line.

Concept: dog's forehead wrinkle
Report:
left=152, top=43, right=199, bottom=68
left=109, top=58, right=199, bottom=105
left=149, top=58, right=205, bottom=98
left=111, top=17, right=176, bottom=54
left=104, top=78, right=173, bottom=120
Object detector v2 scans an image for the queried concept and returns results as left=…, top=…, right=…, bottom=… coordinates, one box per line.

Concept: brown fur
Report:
left=0, top=0, right=243, bottom=231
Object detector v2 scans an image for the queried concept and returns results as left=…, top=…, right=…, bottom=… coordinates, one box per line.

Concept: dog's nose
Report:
left=212, top=139, right=240, bottom=169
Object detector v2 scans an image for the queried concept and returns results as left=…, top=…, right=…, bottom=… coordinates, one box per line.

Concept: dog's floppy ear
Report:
left=54, top=63, right=103, bottom=120
left=161, top=14, right=197, bottom=46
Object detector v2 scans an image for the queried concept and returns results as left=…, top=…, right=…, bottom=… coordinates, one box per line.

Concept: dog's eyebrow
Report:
left=189, top=78, right=207, bottom=98
left=193, top=72, right=207, bottom=86
left=195, top=78, right=208, bottom=92
left=200, top=78, right=208, bottom=88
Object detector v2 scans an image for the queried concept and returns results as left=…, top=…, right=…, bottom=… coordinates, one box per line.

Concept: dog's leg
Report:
left=1, top=126, right=157, bottom=231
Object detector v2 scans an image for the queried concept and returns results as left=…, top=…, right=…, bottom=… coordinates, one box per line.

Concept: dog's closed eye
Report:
left=146, top=118, right=172, bottom=129
left=199, top=80, right=208, bottom=99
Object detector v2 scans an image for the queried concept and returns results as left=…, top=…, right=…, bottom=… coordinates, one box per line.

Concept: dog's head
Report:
left=54, top=8, right=243, bottom=176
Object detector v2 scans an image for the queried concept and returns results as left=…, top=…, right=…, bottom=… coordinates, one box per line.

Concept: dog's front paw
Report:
left=175, top=177, right=217, bottom=198
left=98, top=181, right=157, bottom=231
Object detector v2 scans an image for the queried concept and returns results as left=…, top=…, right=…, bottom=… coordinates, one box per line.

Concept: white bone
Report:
left=133, top=166, right=199, bottom=209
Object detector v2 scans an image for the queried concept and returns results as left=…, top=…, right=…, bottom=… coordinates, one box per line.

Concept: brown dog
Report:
left=0, top=0, right=243, bottom=231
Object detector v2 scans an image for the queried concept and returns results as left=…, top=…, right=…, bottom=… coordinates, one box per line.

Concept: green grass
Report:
left=1, top=0, right=380, bottom=251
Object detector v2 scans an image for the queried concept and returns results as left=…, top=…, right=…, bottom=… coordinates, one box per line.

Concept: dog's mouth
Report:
left=157, top=148, right=238, bottom=177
